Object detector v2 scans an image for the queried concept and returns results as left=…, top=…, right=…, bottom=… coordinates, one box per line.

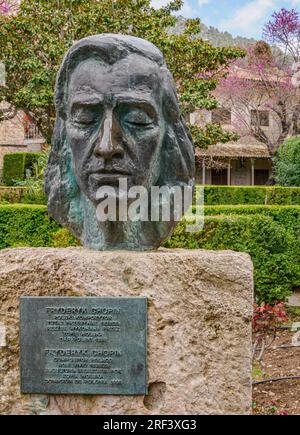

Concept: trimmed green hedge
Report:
left=0, top=204, right=297, bottom=304
left=202, top=185, right=300, bottom=205
left=0, top=204, right=61, bottom=248
left=166, top=215, right=300, bottom=304
left=2, top=152, right=43, bottom=186
left=202, top=205, right=300, bottom=236
left=0, top=204, right=79, bottom=248
left=0, top=184, right=299, bottom=207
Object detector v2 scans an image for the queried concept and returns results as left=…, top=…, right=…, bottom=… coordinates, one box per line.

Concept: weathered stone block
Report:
left=0, top=247, right=253, bottom=415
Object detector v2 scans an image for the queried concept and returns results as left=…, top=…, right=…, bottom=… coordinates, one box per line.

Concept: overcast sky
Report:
left=151, top=0, right=300, bottom=39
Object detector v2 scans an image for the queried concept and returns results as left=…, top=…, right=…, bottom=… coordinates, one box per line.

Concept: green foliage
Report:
left=3, top=153, right=24, bottom=186
left=202, top=185, right=300, bottom=205
left=0, top=0, right=244, bottom=145
left=165, top=215, right=300, bottom=303
left=252, top=364, right=264, bottom=381
left=0, top=204, right=60, bottom=248
left=0, top=203, right=78, bottom=248
left=2, top=152, right=43, bottom=186
left=13, top=151, right=48, bottom=203
left=0, top=186, right=46, bottom=204
left=203, top=205, right=300, bottom=236
left=2, top=184, right=299, bottom=207
left=52, top=228, right=79, bottom=248
left=0, top=202, right=298, bottom=303
left=0, top=186, right=40, bottom=204
left=189, top=123, right=239, bottom=148
left=0, top=186, right=25, bottom=203
left=274, top=136, right=300, bottom=187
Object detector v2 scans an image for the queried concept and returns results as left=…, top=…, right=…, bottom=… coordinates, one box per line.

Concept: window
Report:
left=254, top=169, right=269, bottom=185
left=212, top=108, right=231, bottom=125
left=211, top=169, right=228, bottom=185
left=24, top=123, right=42, bottom=140
left=251, top=110, right=269, bottom=127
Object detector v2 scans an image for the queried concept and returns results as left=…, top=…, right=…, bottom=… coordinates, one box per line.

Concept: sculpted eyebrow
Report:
left=116, top=95, right=156, bottom=106
left=70, top=97, right=104, bottom=110
left=116, top=97, right=158, bottom=116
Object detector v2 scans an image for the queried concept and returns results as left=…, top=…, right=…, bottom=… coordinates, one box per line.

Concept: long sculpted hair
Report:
left=44, top=34, right=195, bottom=250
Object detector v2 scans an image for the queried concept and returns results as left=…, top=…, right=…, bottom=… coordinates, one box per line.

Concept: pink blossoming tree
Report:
left=263, top=8, right=300, bottom=63
left=215, top=40, right=300, bottom=157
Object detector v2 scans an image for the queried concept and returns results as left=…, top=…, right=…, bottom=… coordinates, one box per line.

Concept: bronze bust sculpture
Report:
left=44, top=34, right=195, bottom=250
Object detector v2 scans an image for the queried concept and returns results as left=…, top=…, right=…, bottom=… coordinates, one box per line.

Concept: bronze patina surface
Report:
left=44, top=34, right=195, bottom=251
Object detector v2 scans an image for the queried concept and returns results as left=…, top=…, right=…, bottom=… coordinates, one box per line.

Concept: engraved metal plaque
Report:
left=20, top=297, right=147, bottom=395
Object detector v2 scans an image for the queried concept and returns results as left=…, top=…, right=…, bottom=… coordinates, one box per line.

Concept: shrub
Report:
left=202, top=205, right=300, bottom=236
left=253, top=302, right=288, bottom=363
left=202, top=185, right=300, bottom=205
left=0, top=204, right=80, bottom=249
left=2, top=152, right=43, bottom=186
left=274, top=136, right=300, bottom=186
left=165, top=215, right=300, bottom=303
left=0, top=186, right=46, bottom=204
left=13, top=151, right=48, bottom=204
left=0, top=204, right=60, bottom=248
left=0, top=186, right=26, bottom=203
left=2, top=153, right=24, bottom=186
left=1, top=184, right=299, bottom=208
left=52, top=228, right=80, bottom=248
left=0, top=204, right=298, bottom=304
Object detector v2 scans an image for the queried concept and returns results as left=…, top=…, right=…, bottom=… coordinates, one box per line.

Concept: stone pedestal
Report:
left=0, top=247, right=253, bottom=415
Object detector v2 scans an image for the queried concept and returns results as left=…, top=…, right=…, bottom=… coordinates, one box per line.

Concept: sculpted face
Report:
left=66, top=55, right=165, bottom=205
left=45, top=34, right=195, bottom=251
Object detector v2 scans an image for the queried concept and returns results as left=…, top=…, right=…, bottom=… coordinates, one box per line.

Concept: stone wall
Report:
left=0, top=111, right=25, bottom=146
left=0, top=247, right=253, bottom=415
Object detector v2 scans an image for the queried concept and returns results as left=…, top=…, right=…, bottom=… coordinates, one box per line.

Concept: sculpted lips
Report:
left=89, top=168, right=132, bottom=182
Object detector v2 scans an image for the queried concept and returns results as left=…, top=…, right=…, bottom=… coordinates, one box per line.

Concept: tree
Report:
left=263, top=7, right=300, bottom=89
left=215, top=41, right=300, bottom=157
left=274, top=136, right=300, bottom=186
left=263, top=8, right=300, bottom=63
left=0, top=0, right=243, bottom=145
left=0, top=1, right=18, bottom=89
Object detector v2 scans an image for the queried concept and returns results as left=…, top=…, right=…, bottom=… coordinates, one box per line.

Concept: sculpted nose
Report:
left=94, top=112, right=124, bottom=160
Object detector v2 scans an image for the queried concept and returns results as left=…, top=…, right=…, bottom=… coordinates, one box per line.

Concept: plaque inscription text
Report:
left=20, top=297, right=147, bottom=395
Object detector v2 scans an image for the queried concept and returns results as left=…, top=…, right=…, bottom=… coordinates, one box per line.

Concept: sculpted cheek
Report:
left=66, top=123, right=92, bottom=142
left=67, top=125, right=93, bottom=160
left=128, top=126, right=161, bottom=146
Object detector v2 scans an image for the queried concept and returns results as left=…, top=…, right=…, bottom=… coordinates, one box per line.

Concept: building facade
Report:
left=0, top=107, right=45, bottom=180
left=191, top=67, right=282, bottom=186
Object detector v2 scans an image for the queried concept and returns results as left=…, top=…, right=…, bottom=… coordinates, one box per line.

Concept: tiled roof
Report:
left=195, top=139, right=271, bottom=159
left=230, top=66, right=287, bottom=85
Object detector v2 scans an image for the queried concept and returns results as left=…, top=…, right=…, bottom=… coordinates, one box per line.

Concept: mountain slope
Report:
left=172, top=16, right=256, bottom=48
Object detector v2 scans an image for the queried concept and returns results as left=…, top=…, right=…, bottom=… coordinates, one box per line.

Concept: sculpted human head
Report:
left=67, top=54, right=166, bottom=205
left=45, top=34, right=195, bottom=250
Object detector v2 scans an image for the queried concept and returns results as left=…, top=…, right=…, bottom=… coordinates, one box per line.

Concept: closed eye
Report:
left=70, top=104, right=102, bottom=127
left=123, top=109, right=154, bottom=126
left=73, top=116, right=96, bottom=126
